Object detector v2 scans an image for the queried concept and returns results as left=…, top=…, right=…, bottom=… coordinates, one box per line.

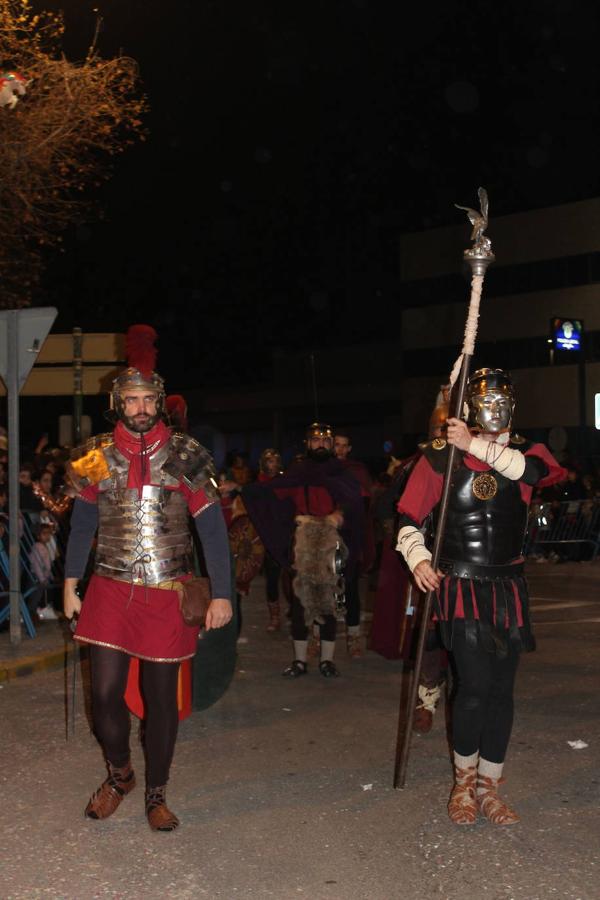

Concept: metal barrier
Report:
left=525, top=499, right=600, bottom=560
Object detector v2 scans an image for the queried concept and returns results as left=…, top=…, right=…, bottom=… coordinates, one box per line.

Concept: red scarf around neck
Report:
left=114, top=420, right=171, bottom=495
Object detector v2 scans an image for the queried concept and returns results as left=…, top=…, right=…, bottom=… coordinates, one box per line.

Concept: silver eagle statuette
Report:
left=455, top=186, right=494, bottom=267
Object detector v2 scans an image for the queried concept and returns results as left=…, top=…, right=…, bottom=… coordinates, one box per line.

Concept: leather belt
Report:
left=439, top=559, right=524, bottom=581
left=106, top=573, right=192, bottom=589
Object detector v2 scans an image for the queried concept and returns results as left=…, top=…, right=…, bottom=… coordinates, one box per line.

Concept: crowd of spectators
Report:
left=0, top=428, right=71, bottom=626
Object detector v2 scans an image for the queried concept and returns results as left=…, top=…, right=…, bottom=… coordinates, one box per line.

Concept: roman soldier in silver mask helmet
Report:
left=466, top=368, right=515, bottom=434
left=395, top=365, right=566, bottom=828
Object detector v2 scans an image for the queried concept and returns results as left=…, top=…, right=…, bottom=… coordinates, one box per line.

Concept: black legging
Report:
left=89, top=645, right=180, bottom=787
left=451, top=631, right=520, bottom=764
left=344, top=572, right=360, bottom=628
left=264, top=553, right=280, bottom=604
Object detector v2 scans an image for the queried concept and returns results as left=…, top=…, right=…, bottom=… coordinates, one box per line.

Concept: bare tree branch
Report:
left=0, top=0, right=148, bottom=307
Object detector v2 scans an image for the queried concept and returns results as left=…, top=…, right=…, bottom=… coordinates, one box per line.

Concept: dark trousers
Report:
left=264, top=553, right=280, bottom=604
left=451, top=630, right=520, bottom=763
left=344, top=571, right=361, bottom=628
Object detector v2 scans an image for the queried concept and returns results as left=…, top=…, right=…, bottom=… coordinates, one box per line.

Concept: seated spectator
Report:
left=28, top=522, right=59, bottom=620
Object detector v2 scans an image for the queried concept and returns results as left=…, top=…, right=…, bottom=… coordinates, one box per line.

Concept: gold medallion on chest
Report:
left=472, top=472, right=498, bottom=501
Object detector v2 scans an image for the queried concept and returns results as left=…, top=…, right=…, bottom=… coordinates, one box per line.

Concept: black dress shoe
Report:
left=282, top=659, right=308, bottom=677
left=319, top=660, right=340, bottom=678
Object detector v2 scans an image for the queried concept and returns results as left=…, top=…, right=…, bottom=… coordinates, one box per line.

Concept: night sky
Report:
left=41, top=0, right=600, bottom=390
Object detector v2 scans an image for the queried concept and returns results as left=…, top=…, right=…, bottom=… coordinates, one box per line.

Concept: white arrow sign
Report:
left=0, top=306, right=58, bottom=391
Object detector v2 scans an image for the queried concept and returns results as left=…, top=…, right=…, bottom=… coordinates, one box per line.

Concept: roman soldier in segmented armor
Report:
left=395, top=369, right=565, bottom=827
left=242, top=423, right=365, bottom=678
left=63, top=352, right=232, bottom=832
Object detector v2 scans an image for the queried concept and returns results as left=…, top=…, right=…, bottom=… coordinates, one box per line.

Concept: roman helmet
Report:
left=429, top=385, right=450, bottom=439
left=109, top=325, right=166, bottom=431
left=466, top=368, right=515, bottom=433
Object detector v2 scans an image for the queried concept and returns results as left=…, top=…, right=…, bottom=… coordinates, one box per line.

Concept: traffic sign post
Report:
left=0, top=308, right=58, bottom=644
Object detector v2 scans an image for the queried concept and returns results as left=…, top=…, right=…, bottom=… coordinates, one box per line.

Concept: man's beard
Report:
left=122, top=414, right=157, bottom=434
left=307, top=447, right=333, bottom=463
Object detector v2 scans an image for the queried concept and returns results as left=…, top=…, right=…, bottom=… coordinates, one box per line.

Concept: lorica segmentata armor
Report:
left=65, top=432, right=218, bottom=585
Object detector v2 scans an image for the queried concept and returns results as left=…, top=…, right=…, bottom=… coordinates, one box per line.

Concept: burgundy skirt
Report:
left=74, top=574, right=200, bottom=662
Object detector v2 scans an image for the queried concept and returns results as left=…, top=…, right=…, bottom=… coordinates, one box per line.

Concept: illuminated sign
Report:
left=551, top=317, right=583, bottom=352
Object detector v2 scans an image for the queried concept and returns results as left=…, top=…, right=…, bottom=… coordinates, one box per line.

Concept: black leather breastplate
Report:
left=439, top=465, right=528, bottom=565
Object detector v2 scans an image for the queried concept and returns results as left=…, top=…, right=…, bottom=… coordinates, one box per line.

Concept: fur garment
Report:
left=292, top=514, right=348, bottom=625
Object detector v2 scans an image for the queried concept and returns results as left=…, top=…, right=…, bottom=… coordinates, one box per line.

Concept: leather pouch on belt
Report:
left=179, top=577, right=211, bottom=627
left=158, top=577, right=211, bottom=627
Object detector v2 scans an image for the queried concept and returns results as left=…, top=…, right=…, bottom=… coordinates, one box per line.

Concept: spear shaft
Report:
left=393, top=190, right=494, bottom=789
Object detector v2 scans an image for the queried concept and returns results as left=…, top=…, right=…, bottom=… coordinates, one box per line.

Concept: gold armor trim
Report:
left=472, top=472, right=498, bottom=501
left=432, top=438, right=447, bottom=450
left=66, top=434, right=114, bottom=491
left=73, top=634, right=195, bottom=663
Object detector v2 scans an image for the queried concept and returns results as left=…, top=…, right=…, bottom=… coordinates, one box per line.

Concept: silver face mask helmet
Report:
left=110, top=367, right=166, bottom=432
left=466, top=368, right=515, bottom=434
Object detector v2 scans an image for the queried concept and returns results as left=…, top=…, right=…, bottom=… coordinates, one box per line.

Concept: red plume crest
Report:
left=125, top=324, right=158, bottom=378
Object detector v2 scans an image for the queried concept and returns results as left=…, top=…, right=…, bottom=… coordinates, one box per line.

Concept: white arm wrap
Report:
left=396, top=526, right=432, bottom=573
left=468, top=436, right=526, bottom=481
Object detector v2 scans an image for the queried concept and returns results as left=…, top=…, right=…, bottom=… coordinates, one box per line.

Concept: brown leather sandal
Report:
left=477, top=775, right=520, bottom=825
left=146, top=786, right=180, bottom=832
left=85, top=761, right=136, bottom=820
left=448, top=764, right=478, bottom=825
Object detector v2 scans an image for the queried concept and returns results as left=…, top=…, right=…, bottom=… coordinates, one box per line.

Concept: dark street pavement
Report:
left=1, top=562, right=599, bottom=900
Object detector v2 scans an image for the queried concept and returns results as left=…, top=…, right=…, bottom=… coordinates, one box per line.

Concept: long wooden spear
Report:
left=393, top=187, right=495, bottom=789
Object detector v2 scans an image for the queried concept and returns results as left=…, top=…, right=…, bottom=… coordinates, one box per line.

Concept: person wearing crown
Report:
left=62, top=326, right=232, bottom=832
left=395, top=369, right=565, bottom=827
